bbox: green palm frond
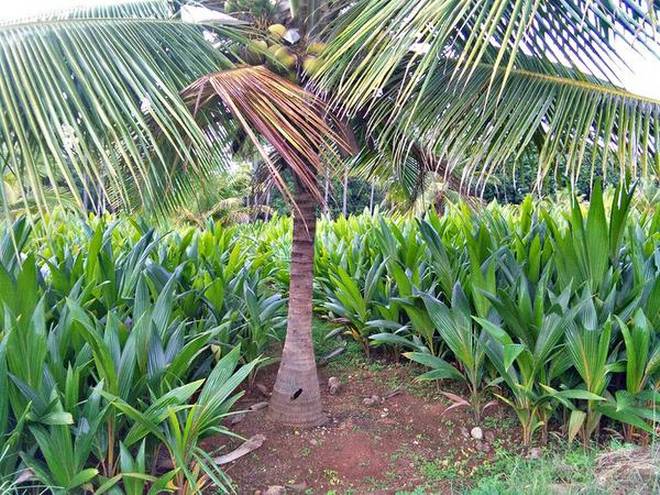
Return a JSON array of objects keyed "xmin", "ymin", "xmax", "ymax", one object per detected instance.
[
  {"xmin": 0, "ymin": 0, "xmax": 243, "ymax": 219},
  {"xmin": 317, "ymin": 0, "xmax": 658, "ymax": 108},
  {"xmin": 315, "ymin": 0, "xmax": 659, "ymax": 194},
  {"xmin": 368, "ymin": 57, "xmax": 658, "ymax": 191}
]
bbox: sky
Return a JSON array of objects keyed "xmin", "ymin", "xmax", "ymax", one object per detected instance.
[{"xmin": 2, "ymin": 0, "xmax": 660, "ymax": 100}]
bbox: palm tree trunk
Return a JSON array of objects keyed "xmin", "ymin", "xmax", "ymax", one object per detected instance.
[
  {"xmin": 369, "ymin": 182, "xmax": 375, "ymax": 214},
  {"xmin": 268, "ymin": 181, "xmax": 326, "ymax": 426},
  {"xmin": 342, "ymin": 166, "xmax": 348, "ymax": 217}
]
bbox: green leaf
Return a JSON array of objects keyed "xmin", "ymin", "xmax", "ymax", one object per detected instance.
[
  {"xmin": 474, "ymin": 317, "xmax": 513, "ymax": 346},
  {"xmin": 555, "ymin": 390, "xmax": 606, "ymax": 402},
  {"xmin": 65, "ymin": 468, "xmax": 98, "ymax": 490},
  {"xmin": 585, "ymin": 180, "xmax": 609, "ymax": 288},
  {"xmin": 503, "ymin": 344, "xmax": 524, "ymax": 372},
  {"xmin": 404, "ymin": 352, "xmax": 464, "ymax": 382}
]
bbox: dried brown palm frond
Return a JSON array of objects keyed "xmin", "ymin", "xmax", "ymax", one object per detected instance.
[{"xmin": 182, "ymin": 65, "xmax": 351, "ymax": 204}]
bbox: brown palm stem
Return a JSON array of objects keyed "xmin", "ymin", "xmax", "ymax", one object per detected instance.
[{"xmin": 268, "ymin": 180, "xmax": 326, "ymax": 426}]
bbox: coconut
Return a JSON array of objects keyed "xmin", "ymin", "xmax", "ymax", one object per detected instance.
[
  {"xmin": 307, "ymin": 42, "xmax": 327, "ymax": 55},
  {"xmin": 267, "ymin": 24, "xmax": 287, "ymax": 38},
  {"xmin": 246, "ymin": 40, "xmax": 268, "ymax": 62},
  {"xmin": 302, "ymin": 56, "xmax": 320, "ymax": 75},
  {"xmin": 274, "ymin": 47, "xmax": 296, "ymax": 68},
  {"xmin": 251, "ymin": 39, "xmax": 268, "ymax": 51}
]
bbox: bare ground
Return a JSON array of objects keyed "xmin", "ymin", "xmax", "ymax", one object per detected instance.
[{"xmin": 204, "ymin": 358, "xmax": 521, "ymax": 494}]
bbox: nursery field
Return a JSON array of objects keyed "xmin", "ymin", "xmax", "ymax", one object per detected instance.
[
  {"xmin": 0, "ymin": 184, "xmax": 659, "ymax": 494},
  {"xmin": 1, "ymin": 0, "xmax": 660, "ymax": 493}
]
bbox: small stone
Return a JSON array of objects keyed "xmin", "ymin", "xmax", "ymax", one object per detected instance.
[
  {"xmin": 528, "ymin": 447, "xmax": 542, "ymax": 459},
  {"xmin": 470, "ymin": 427, "xmax": 483, "ymax": 440},
  {"xmin": 460, "ymin": 427, "xmax": 469, "ymax": 438},
  {"xmin": 309, "ymin": 439, "xmax": 318, "ymax": 446},
  {"xmin": 362, "ymin": 395, "xmax": 381, "ymax": 406},
  {"xmin": 264, "ymin": 486, "xmax": 286, "ymax": 495},
  {"xmin": 328, "ymin": 377, "xmax": 341, "ymax": 395}
]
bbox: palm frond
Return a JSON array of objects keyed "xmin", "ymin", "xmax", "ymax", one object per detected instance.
[
  {"xmin": 368, "ymin": 57, "xmax": 659, "ymax": 191},
  {"xmin": 314, "ymin": 0, "xmax": 659, "ymax": 188},
  {"xmin": 0, "ymin": 0, "xmax": 243, "ymax": 219},
  {"xmin": 319, "ymin": 40, "xmax": 659, "ymax": 192},
  {"xmin": 347, "ymin": 138, "xmax": 475, "ymax": 207},
  {"xmin": 316, "ymin": 0, "xmax": 658, "ymax": 109},
  {"xmin": 182, "ymin": 65, "xmax": 350, "ymax": 202}
]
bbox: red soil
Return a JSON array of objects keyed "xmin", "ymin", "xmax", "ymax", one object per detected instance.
[{"xmin": 204, "ymin": 359, "xmax": 520, "ymax": 494}]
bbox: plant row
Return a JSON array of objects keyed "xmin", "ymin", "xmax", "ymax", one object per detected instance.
[
  {"xmin": 0, "ymin": 217, "xmax": 288, "ymax": 493},
  {"xmin": 315, "ymin": 183, "xmax": 660, "ymax": 446},
  {"xmin": 0, "ymin": 182, "xmax": 658, "ymax": 492}
]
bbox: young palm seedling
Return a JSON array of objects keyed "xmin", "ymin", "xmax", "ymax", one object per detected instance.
[{"xmin": 406, "ymin": 283, "xmax": 495, "ymax": 423}]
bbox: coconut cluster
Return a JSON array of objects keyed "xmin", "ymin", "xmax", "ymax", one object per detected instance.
[{"xmin": 243, "ymin": 23, "xmax": 327, "ymax": 83}]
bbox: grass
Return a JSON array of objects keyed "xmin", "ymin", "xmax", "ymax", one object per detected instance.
[
  {"xmin": 472, "ymin": 441, "xmax": 658, "ymax": 494},
  {"xmin": 467, "ymin": 445, "xmax": 600, "ymax": 495},
  {"xmin": 393, "ymin": 440, "xmax": 660, "ymax": 495}
]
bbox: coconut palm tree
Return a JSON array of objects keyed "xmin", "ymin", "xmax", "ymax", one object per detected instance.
[{"xmin": 189, "ymin": 0, "xmax": 475, "ymax": 425}]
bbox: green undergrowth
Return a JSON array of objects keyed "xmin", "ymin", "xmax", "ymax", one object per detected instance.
[{"xmin": 395, "ymin": 440, "xmax": 659, "ymax": 495}]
